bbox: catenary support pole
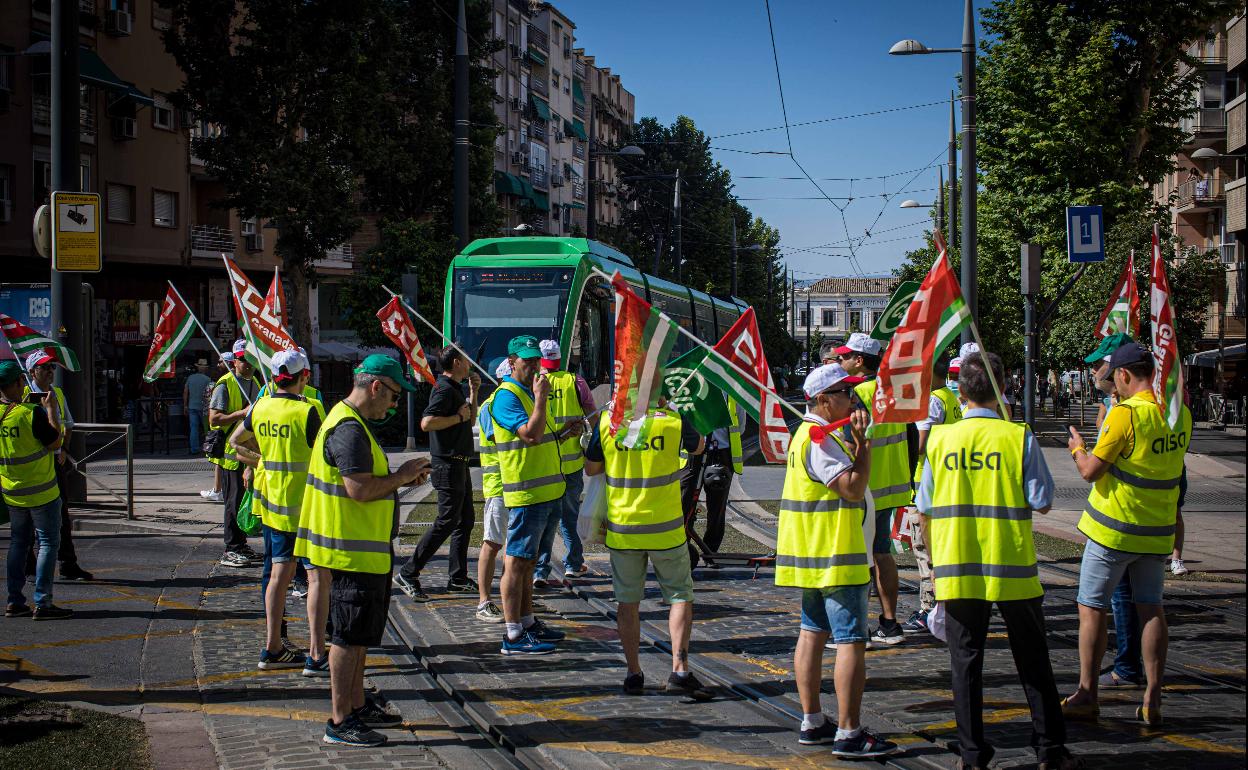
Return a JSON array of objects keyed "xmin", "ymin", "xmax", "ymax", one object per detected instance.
[
  {"xmin": 452, "ymin": 0, "xmax": 470, "ymax": 250},
  {"xmin": 960, "ymin": 0, "xmax": 977, "ymax": 346}
]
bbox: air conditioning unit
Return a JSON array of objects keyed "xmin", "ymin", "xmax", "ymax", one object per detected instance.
[
  {"xmin": 105, "ymin": 9, "xmax": 132, "ymax": 36},
  {"xmin": 511, "ymin": 151, "xmax": 523, "ymax": 164},
  {"xmin": 551, "ymin": 174, "xmax": 564, "ymax": 187},
  {"xmin": 112, "ymin": 116, "xmax": 138, "ymax": 140},
  {"xmin": 509, "ymin": 44, "xmax": 522, "ymax": 59},
  {"xmin": 554, "ymin": 131, "xmax": 564, "ymax": 142},
  {"xmin": 245, "ymin": 233, "xmax": 265, "ymax": 252}
]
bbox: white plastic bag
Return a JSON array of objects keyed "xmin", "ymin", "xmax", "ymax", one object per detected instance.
[
  {"xmin": 577, "ymin": 473, "xmax": 608, "ymax": 545},
  {"xmin": 928, "ymin": 602, "xmax": 947, "ymax": 642}
]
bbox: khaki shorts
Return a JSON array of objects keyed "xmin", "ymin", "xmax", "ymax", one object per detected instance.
[{"xmin": 608, "ymin": 544, "xmax": 694, "ymax": 604}]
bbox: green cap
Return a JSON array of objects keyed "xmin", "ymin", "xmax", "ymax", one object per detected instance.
[
  {"xmin": 507, "ymin": 335, "xmax": 541, "ymax": 360},
  {"xmin": 0, "ymin": 360, "xmax": 21, "ymax": 387},
  {"xmin": 354, "ymin": 354, "xmax": 419, "ymax": 392},
  {"xmin": 1084, "ymin": 333, "xmax": 1135, "ymax": 365}
]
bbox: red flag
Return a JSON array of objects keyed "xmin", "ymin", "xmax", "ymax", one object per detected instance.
[
  {"xmin": 376, "ymin": 297, "xmax": 435, "ymax": 385},
  {"xmin": 608, "ymin": 273, "xmax": 679, "ymax": 445},
  {"xmin": 1149, "ymin": 225, "xmax": 1184, "ymax": 428},
  {"xmin": 142, "ymin": 287, "xmax": 196, "ymax": 382},
  {"xmin": 223, "ymin": 255, "xmax": 298, "ymax": 371},
  {"xmin": 710, "ymin": 308, "xmax": 789, "ymax": 463},
  {"xmin": 264, "ymin": 268, "xmax": 289, "ymax": 329},
  {"xmin": 1095, "ymin": 250, "xmax": 1141, "ymax": 339},
  {"xmin": 873, "ymin": 232, "xmax": 972, "ymax": 424}
]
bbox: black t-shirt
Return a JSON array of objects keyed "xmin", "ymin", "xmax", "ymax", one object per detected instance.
[
  {"xmin": 584, "ymin": 412, "xmax": 701, "ymax": 463},
  {"xmin": 322, "ymin": 413, "xmax": 398, "ymax": 538},
  {"xmin": 424, "ymin": 374, "xmax": 473, "ymax": 460}
]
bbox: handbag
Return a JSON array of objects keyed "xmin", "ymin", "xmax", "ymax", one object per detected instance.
[
  {"xmin": 576, "ymin": 473, "xmax": 608, "ymax": 545},
  {"xmin": 928, "ymin": 602, "xmax": 947, "ymax": 642},
  {"xmin": 236, "ymin": 488, "xmax": 262, "ymax": 536},
  {"xmin": 203, "ymin": 428, "xmax": 225, "ymax": 459}
]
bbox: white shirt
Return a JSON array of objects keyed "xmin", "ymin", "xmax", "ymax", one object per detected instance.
[{"xmin": 801, "ymin": 412, "xmax": 854, "ymax": 486}]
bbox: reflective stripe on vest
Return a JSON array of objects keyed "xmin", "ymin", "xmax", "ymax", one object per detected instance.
[
  {"xmin": 774, "ymin": 422, "xmax": 870, "ymax": 588},
  {"xmin": 926, "ymin": 417, "xmax": 1042, "ymax": 601},
  {"xmin": 544, "ymin": 370, "xmax": 585, "ymax": 472},
  {"xmin": 728, "ymin": 398, "xmax": 745, "ymax": 474},
  {"xmin": 1077, "ymin": 394, "xmax": 1191, "ymax": 555},
  {"xmin": 252, "ymin": 395, "xmax": 317, "ymax": 533},
  {"xmin": 479, "ymin": 392, "xmax": 503, "ymax": 499},
  {"xmin": 0, "ymin": 403, "xmax": 59, "ymax": 508},
  {"xmin": 854, "ymin": 379, "xmax": 911, "ymax": 509},
  {"xmin": 294, "ymin": 401, "xmax": 394, "ymax": 574},
  {"xmin": 599, "ymin": 410, "xmax": 687, "ymax": 551},
  {"xmin": 208, "ymin": 374, "xmax": 259, "ymax": 471},
  {"xmin": 490, "ymin": 381, "xmax": 565, "ymax": 508}
]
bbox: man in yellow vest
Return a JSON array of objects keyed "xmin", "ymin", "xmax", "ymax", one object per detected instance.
[
  {"xmin": 1063, "ymin": 342, "xmax": 1191, "ymax": 728},
  {"xmin": 778, "ymin": 363, "xmax": 898, "ymax": 756},
  {"xmin": 584, "ymin": 379, "xmax": 713, "ymax": 701},
  {"xmin": 209, "ymin": 340, "xmax": 262, "ymax": 568},
  {"xmin": 2, "ymin": 360, "xmax": 72, "ymax": 620},
  {"xmin": 917, "ymin": 352, "xmax": 1076, "ymax": 770},
  {"xmin": 532, "ymin": 339, "xmax": 593, "ymax": 586},
  {"xmin": 902, "ymin": 355, "xmax": 963, "ymax": 635},
  {"xmin": 487, "ymin": 335, "xmax": 583, "ymax": 655},
  {"xmin": 23, "ymin": 351, "xmax": 91, "ymax": 581},
  {"xmin": 229, "ymin": 350, "xmax": 329, "ymax": 675},
  {"xmin": 836, "ymin": 332, "xmax": 910, "ymax": 645},
  {"xmin": 295, "ymin": 355, "xmax": 429, "ymax": 747},
  {"xmin": 473, "ymin": 358, "xmax": 515, "ymax": 624}
]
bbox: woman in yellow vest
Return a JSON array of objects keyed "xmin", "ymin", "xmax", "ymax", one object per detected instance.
[
  {"xmin": 584, "ymin": 386, "xmax": 713, "ymax": 702},
  {"xmin": 1065, "ymin": 343, "xmax": 1191, "ymax": 728},
  {"xmin": 917, "ymin": 352, "xmax": 1077, "ymax": 769},
  {"xmin": 229, "ymin": 350, "xmax": 329, "ymax": 675},
  {"xmin": 2, "ymin": 360, "xmax": 71, "ymax": 620},
  {"xmin": 778, "ymin": 364, "xmax": 898, "ymax": 757}
]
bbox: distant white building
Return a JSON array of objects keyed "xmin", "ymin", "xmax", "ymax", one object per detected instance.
[{"xmin": 789, "ymin": 276, "xmax": 894, "ymax": 354}]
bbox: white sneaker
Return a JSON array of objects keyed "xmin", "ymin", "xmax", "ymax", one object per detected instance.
[
  {"xmin": 1171, "ymin": 559, "xmax": 1189, "ymax": 576},
  {"xmin": 202, "ymin": 490, "xmax": 224, "ymax": 502}
]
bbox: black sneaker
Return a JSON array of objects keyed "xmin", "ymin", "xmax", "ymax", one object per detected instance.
[
  {"xmin": 355, "ymin": 696, "xmax": 403, "ymax": 727},
  {"xmin": 798, "ymin": 717, "xmax": 838, "ymax": 746},
  {"xmin": 831, "ymin": 728, "xmax": 899, "ymax": 758},
  {"xmin": 59, "ymin": 564, "xmax": 93, "ymax": 581},
  {"xmin": 871, "ymin": 620, "xmax": 905, "ymax": 646},
  {"xmin": 237, "ymin": 545, "xmax": 262, "ymax": 564},
  {"xmin": 33, "ymin": 604, "xmax": 73, "ymax": 621},
  {"xmin": 258, "ymin": 647, "xmax": 303, "ymax": 670},
  {"xmin": 527, "ymin": 618, "xmax": 565, "ymax": 642},
  {"xmin": 665, "ymin": 672, "xmax": 713, "ymax": 702},
  {"xmin": 5, "ymin": 603, "xmax": 32, "ymax": 618},
  {"xmin": 623, "ymin": 671, "xmax": 645, "ymax": 695},
  {"xmin": 445, "ymin": 578, "xmax": 478, "ymax": 594},
  {"xmin": 901, "ymin": 609, "xmax": 930, "ymax": 635},
  {"xmin": 323, "ymin": 714, "xmax": 388, "ymax": 747},
  {"xmin": 393, "ymin": 574, "xmax": 429, "ymax": 602}
]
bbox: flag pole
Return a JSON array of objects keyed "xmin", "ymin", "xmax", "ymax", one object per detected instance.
[
  {"xmin": 379, "ymin": 284, "xmax": 499, "ymax": 386},
  {"xmin": 221, "ymin": 254, "xmax": 271, "ymax": 388},
  {"xmin": 588, "ymin": 267, "xmax": 805, "ymax": 421},
  {"xmin": 167, "ymin": 281, "xmax": 254, "ymax": 405}
]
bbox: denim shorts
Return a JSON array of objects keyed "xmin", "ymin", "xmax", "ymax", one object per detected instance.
[
  {"xmin": 1076, "ymin": 539, "xmax": 1165, "ymax": 609},
  {"xmin": 873, "ymin": 508, "xmax": 898, "ymax": 555},
  {"xmin": 505, "ymin": 500, "xmax": 559, "ymax": 560},
  {"xmin": 800, "ymin": 583, "xmax": 870, "ymax": 643},
  {"xmin": 263, "ymin": 525, "xmax": 311, "ymax": 567}
]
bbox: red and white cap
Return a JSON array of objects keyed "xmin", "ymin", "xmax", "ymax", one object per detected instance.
[
  {"xmin": 834, "ymin": 332, "xmax": 882, "ymax": 357},
  {"xmin": 24, "ymin": 351, "xmax": 55, "ymax": 369},
  {"xmin": 802, "ymin": 363, "xmax": 864, "ymax": 399},
  {"xmin": 231, "ymin": 339, "xmax": 249, "ymax": 360},
  {"xmin": 539, "ymin": 339, "xmax": 561, "ymax": 368},
  {"xmin": 948, "ymin": 356, "xmax": 963, "ymax": 374}
]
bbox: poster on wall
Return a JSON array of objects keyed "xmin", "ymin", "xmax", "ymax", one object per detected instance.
[{"xmin": 209, "ymin": 278, "xmax": 229, "ymax": 322}]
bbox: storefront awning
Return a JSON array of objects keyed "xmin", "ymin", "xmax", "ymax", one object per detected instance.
[
  {"xmin": 530, "ymin": 94, "xmax": 551, "ymax": 122},
  {"xmin": 570, "ymin": 118, "xmax": 588, "ymax": 141},
  {"xmin": 494, "ymin": 170, "xmax": 524, "ymax": 197},
  {"xmin": 530, "ymin": 190, "xmax": 550, "ymax": 211}
]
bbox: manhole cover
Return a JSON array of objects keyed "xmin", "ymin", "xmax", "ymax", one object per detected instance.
[{"xmin": 157, "ymin": 507, "xmax": 192, "ymax": 514}]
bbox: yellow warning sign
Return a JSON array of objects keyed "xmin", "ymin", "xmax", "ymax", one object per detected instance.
[{"xmin": 51, "ymin": 191, "xmax": 102, "ymax": 273}]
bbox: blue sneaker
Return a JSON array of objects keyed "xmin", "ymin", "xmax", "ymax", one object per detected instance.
[
  {"xmin": 527, "ymin": 618, "xmax": 565, "ymax": 642},
  {"xmin": 500, "ymin": 631, "xmax": 557, "ymax": 655},
  {"xmin": 303, "ymin": 653, "xmax": 329, "ymax": 677},
  {"xmin": 258, "ymin": 647, "xmax": 302, "ymax": 670},
  {"xmin": 798, "ymin": 717, "xmax": 838, "ymax": 745}
]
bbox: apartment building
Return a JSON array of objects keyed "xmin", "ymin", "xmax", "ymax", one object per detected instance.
[
  {"xmin": 489, "ymin": 0, "xmax": 634, "ymax": 238},
  {"xmin": 0, "ymin": 1, "xmax": 362, "ymax": 420},
  {"xmin": 581, "ymin": 51, "xmax": 636, "ymax": 235},
  {"xmin": 788, "ymin": 277, "xmax": 894, "ymax": 354}
]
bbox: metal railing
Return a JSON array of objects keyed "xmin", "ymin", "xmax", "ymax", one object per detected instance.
[
  {"xmin": 1188, "ymin": 36, "xmax": 1227, "ymax": 64},
  {"xmin": 530, "ymin": 75, "xmax": 548, "ymax": 97},
  {"xmin": 321, "ymin": 243, "xmax": 354, "ymax": 264},
  {"xmin": 1175, "ymin": 176, "xmax": 1225, "ymax": 207},
  {"xmin": 531, "ymin": 122, "xmax": 546, "ymax": 141},
  {"xmin": 527, "ymin": 25, "xmax": 548, "ymax": 52},
  {"xmin": 572, "ymin": 180, "xmax": 585, "ymax": 200},
  {"xmin": 573, "ymin": 60, "xmax": 586, "ymax": 79},
  {"xmin": 32, "ymin": 94, "xmax": 95, "ymax": 138},
  {"xmin": 73, "ymin": 423, "xmax": 135, "ymax": 520},
  {"xmin": 572, "ymin": 142, "xmax": 585, "ymax": 159},
  {"xmin": 1181, "ymin": 107, "xmax": 1227, "ymax": 135},
  {"xmin": 529, "ymin": 166, "xmax": 548, "ymax": 189},
  {"xmin": 191, "ymin": 223, "xmax": 236, "ymax": 256}
]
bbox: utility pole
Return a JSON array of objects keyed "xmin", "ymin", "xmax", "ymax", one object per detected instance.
[
  {"xmin": 452, "ymin": 0, "xmax": 470, "ymax": 250},
  {"xmin": 402, "ymin": 270, "xmax": 420, "ymax": 450},
  {"xmin": 730, "ymin": 217, "xmax": 738, "ymax": 297},
  {"xmin": 948, "ymin": 91, "xmax": 957, "ymax": 249},
  {"xmin": 673, "ymin": 168, "xmax": 682, "ymax": 283},
  {"xmin": 789, "ymin": 269, "xmax": 796, "ymax": 340},
  {"xmin": 960, "ymin": 0, "xmax": 977, "ymax": 346},
  {"xmin": 1021, "ymin": 243, "xmax": 1041, "ymax": 429},
  {"xmin": 805, "ymin": 288, "xmax": 813, "ymax": 365}
]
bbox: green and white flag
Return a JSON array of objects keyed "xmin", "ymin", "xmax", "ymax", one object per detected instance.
[
  {"xmin": 0, "ymin": 313, "xmax": 80, "ymax": 371},
  {"xmin": 143, "ymin": 287, "xmax": 197, "ymax": 382},
  {"xmin": 662, "ymin": 348, "xmax": 731, "ymax": 436}
]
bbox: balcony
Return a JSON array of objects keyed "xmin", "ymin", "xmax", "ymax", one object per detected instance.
[
  {"xmin": 317, "ymin": 243, "xmax": 354, "ymax": 268},
  {"xmin": 1230, "ymin": 15, "xmax": 1247, "ymax": 71},
  {"xmin": 530, "ymin": 122, "xmax": 546, "ymax": 141},
  {"xmin": 572, "ymin": 101, "xmax": 586, "ymax": 120},
  {"xmin": 191, "ymin": 224, "xmax": 236, "ymax": 258},
  {"xmin": 1181, "ymin": 107, "xmax": 1226, "ymax": 138},
  {"xmin": 572, "ymin": 180, "xmax": 585, "ymax": 200},
  {"xmin": 572, "ymin": 142, "xmax": 585, "ymax": 159},
  {"xmin": 31, "ymin": 95, "xmax": 96, "ymax": 142},
  {"xmin": 1229, "ymin": 95, "xmax": 1246, "ymax": 154},
  {"xmin": 1187, "ymin": 36, "xmax": 1227, "ymax": 65},
  {"xmin": 1229, "ymin": 177, "xmax": 1246, "ymax": 232},
  {"xmin": 530, "ymin": 74, "xmax": 548, "ymax": 98},
  {"xmin": 527, "ymin": 25, "xmax": 548, "ymax": 52},
  {"xmin": 529, "ymin": 165, "xmax": 548, "ymax": 190},
  {"xmin": 573, "ymin": 60, "xmax": 587, "ymax": 80},
  {"xmin": 1176, "ymin": 176, "xmax": 1225, "ymax": 212}
]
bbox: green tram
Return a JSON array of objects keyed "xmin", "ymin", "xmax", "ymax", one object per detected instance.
[{"xmin": 442, "ymin": 237, "xmax": 751, "ymax": 404}]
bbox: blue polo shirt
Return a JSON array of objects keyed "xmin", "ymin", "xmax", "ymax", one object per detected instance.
[{"xmin": 484, "ymin": 376, "xmax": 534, "ymax": 439}]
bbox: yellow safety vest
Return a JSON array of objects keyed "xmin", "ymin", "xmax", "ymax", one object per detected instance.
[
  {"xmin": 305, "ymin": 384, "xmax": 324, "ymax": 412},
  {"xmin": 855, "ymin": 378, "xmax": 912, "ymax": 509},
  {"xmin": 295, "ymin": 401, "xmax": 394, "ymax": 573},
  {"xmin": 775, "ymin": 421, "xmax": 870, "ymax": 588},
  {"xmin": 21, "ymin": 385, "xmax": 69, "ymax": 424},
  {"xmin": 489, "ymin": 380, "xmax": 565, "ymax": 508},
  {"xmin": 926, "ymin": 417, "xmax": 1041, "ymax": 601},
  {"xmin": 914, "ymin": 386, "xmax": 963, "ymax": 484},
  {"xmin": 251, "ymin": 394, "xmax": 318, "ymax": 533},
  {"xmin": 1078, "ymin": 393, "xmax": 1191, "ymax": 555},
  {"xmin": 598, "ymin": 410, "xmax": 687, "ymax": 551},
  {"xmin": 210, "ymin": 373, "xmax": 259, "ymax": 471},
  {"xmin": 544, "ymin": 370, "xmax": 586, "ymax": 473},
  {"xmin": 0, "ymin": 402, "xmax": 60, "ymax": 508},
  {"xmin": 727, "ymin": 397, "xmax": 745, "ymax": 474},
  {"xmin": 479, "ymin": 392, "xmax": 503, "ymax": 499}
]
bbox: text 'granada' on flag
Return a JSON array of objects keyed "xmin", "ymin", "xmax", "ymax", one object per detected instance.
[
  {"xmin": 873, "ymin": 231, "xmax": 970, "ymax": 424},
  {"xmin": 143, "ymin": 287, "xmax": 197, "ymax": 382},
  {"xmin": 223, "ymin": 255, "xmax": 297, "ymax": 371},
  {"xmin": 609, "ymin": 272, "xmax": 678, "ymax": 447},
  {"xmin": 376, "ymin": 297, "xmax": 436, "ymax": 386},
  {"xmin": 0, "ymin": 313, "xmax": 81, "ymax": 372},
  {"xmin": 705, "ymin": 307, "xmax": 789, "ymax": 464},
  {"xmin": 661, "ymin": 347, "xmax": 731, "ymax": 436},
  {"xmin": 1149, "ymin": 224, "xmax": 1184, "ymax": 428},
  {"xmin": 1096, "ymin": 249, "xmax": 1141, "ymax": 339}
]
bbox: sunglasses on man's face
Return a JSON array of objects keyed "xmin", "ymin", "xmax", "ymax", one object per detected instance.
[{"xmin": 379, "ymin": 381, "xmax": 402, "ymax": 404}]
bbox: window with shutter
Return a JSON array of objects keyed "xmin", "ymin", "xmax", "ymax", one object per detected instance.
[
  {"xmin": 153, "ymin": 189, "xmax": 176, "ymax": 227},
  {"xmin": 106, "ymin": 183, "xmax": 134, "ymax": 223}
]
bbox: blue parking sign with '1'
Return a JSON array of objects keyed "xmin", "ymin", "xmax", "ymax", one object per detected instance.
[{"xmin": 1066, "ymin": 205, "xmax": 1105, "ymax": 263}]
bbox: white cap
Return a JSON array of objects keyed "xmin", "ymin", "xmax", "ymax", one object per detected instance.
[
  {"xmin": 834, "ymin": 331, "xmax": 881, "ymax": 357},
  {"xmin": 24, "ymin": 350, "xmax": 55, "ymax": 369},
  {"xmin": 231, "ymin": 339, "xmax": 248, "ymax": 359},
  {"xmin": 220, "ymin": 352, "xmax": 233, "ymax": 364},
  {"xmin": 495, "ymin": 359, "xmax": 513, "ymax": 378},
  {"xmin": 948, "ymin": 356, "xmax": 963, "ymax": 373},
  {"xmin": 539, "ymin": 339, "xmax": 561, "ymax": 363},
  {"xmin": 271, "ymin": 349, "xmax": 308, "ymax": 377},
  {"xmin": 802, "ymin": 363, "xmax": 865, "ymax": 399},
  {"xmin": 959, "ymin": 342, "xmax": 980, "ymax": 360}
]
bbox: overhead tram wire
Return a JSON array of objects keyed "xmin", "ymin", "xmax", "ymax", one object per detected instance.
[{"xmin": 708, "ymin": 100, "xmax": 948, "ymax": 140}]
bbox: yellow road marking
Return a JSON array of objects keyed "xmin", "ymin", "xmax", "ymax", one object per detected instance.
[
  {"xmin": 0, "ymin": 629, "xmax": 190, "ymax": 653},
  {"xmin": 557, "ymin": 738, "xmax": 857, "ymax": 768},
  {"xmin": 491, "ymin": 695, "xmax": 596, "ymax": 721}
]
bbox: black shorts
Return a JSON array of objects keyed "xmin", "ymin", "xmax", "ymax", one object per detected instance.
[{"xmin": 329, "ymin": 568, "xmax": 392, "ymax": 648}]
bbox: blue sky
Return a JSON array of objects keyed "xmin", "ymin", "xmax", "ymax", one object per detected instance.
[{"xmin": 558, "ymin": 0, "xmax": 992, "ymax": 281}]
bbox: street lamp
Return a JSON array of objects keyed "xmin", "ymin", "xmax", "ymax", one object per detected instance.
[
  {"xmin": 898, "ymin": 168, "xmax": 947, "ymax": 232},
  {"xmin": 585, "ymin": 135, "xmax": 644, "ymax": 240},
  {"xmin": 890, "ymin": 0, "xmax": 977, "ymax": 346}
]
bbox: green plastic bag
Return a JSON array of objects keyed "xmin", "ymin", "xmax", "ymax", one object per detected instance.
[{"xmin": 236, "ymin": 488, "xmax": 262, "ymax": 536}]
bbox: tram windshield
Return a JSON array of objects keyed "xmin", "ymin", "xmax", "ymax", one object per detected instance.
[{"xmin": 451, "ymin": 267, "xmax": 573, "ymax": 373}]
